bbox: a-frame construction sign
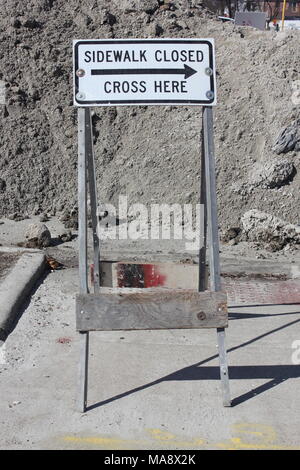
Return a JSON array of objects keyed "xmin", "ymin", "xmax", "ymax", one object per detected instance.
[{"xmin": 73, "ymin": 38, "xmax": 230, "ymax": 412}]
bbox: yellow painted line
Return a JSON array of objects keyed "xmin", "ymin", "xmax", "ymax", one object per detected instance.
[
  {"xmin": 216, "ymin": 437, "xmax": 300, "ymax": 450},
  {"xmin": 63, "ymin": 432, "xmax": 204, "ymax": 449},
  {"xmin": 62, "ymin": 423, "xmax": 300, "ymax": 450},
  {"xmin": 63, "ymin": 435, "xmax": 147, "ymax": 449},
  {"xmin": 216, "ymin": 423, "xmax": 300, "ymax": 450},
  {"xmin": 147, "ymin": 428, "xmax": 205, "ymax": 447},
  {"xmin": 232, "ymin": 423, "xmax": 277, "ymax": 443},
  {"xmin": 148, "ymin": 429, "xmax": 177, "ymax": 441}
]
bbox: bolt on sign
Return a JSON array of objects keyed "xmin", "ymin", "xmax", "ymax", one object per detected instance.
[{"xmin": 73, "ymin": 39, "xmax": 216, "ymax": 106}]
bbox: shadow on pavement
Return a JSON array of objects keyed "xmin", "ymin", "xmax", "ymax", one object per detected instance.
[
  {"xmin": 229, "ymin": 310, "xmax": 300, "ymax": 320},
  {"xmin": 87, "ymin": 316, "xmax": 300, "ymax": 411}
]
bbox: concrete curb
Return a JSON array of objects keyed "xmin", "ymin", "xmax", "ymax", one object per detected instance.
[{"xmin": 0, "ymin": 252, "xmax": 47, "ymax": 340}]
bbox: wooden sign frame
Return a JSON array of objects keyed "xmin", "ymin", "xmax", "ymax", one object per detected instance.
[{"xmin": 76, "ymin": 106, "xmax": 231, "ymax": 412}]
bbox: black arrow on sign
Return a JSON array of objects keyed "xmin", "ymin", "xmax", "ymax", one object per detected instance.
[{"xmin": 91, "ymin": 64, "xmax": 197, "ymax": 80}]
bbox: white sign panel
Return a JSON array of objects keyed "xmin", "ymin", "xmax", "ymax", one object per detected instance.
[
  {"xmin": 73, "ymin": 39, "xmax": 216, "ymax": 106},
  {"xmin": 235, "ymin": 12, "xmax": 267, "ymax": 31}
]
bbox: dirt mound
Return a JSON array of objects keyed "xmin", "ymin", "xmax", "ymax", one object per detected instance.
[
  {"xmin": 241, "ymin": 209, "xmax": 300, "ymax": 251},
  {"xmin": 0, "ymin": 0, "xmax": 299, "ymax": 230}
]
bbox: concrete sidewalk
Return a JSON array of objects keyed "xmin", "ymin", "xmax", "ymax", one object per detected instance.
[{"xmin": 0, "ymin": 262, "xmax": 299, "ymax": 450}]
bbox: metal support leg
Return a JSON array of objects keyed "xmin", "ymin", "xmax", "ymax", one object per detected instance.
[
  {"xmin": 217, "ymin": 327, "xmax": 231, "ymax": 406},
  {"xmin": 203, "ymin": 106, "xmax": 231, "ymax": 407},
  {"xmin": 77, "ymin": 107, "xmax": 89, "ymax": 412},
  {"xmin": 199, "ymin": 118, "xmax": 207, "ymax": 292},
  {"xmin": 85, "ymin": 108, "xmax": 101, "ymax": 294},
  {"xmin": 78, "ymin": 330, "xmax": 89, "ymax": 412}
]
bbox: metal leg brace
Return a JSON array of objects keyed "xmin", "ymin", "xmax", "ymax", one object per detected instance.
[{"xmin": 202, "ymin": 106, "xmax": 231, "ymax": 407}]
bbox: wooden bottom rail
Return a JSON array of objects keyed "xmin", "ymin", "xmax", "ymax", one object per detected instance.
[{"xmin": 76, "ymin": 288, "xmax": 227, "ymax": 331}]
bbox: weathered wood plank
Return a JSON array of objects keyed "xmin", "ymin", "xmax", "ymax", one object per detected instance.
[{"xmin": 76, "ymin": 288, "xmax": 227, "ymax": 331}]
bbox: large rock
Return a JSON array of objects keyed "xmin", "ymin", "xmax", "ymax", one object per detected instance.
[
  {"xmin": 249, "ymin": 159, "xmax": 295, "ymax": 189},
  {"xmin": 25, "ymin": 223, "xmax": 51, "ymax": 248},
  {"xmin": 241, "ymin": 210, "xmax": 300, "ymax": 251},
  {"xmin": 273, "ymin": 119, "xmax": 300, "ymax": 154}
]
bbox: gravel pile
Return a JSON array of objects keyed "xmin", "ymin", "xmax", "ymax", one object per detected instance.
[{"xmin": 0, "ymin": 0, "xmax": 299, "ymax": 232}]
